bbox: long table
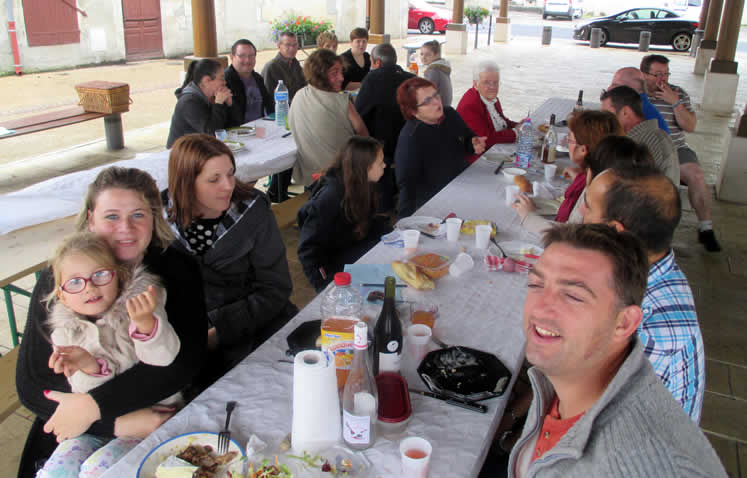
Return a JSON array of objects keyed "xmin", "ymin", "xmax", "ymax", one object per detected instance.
[
  {"xmin": 101, "ymin": 154, "xmax": 548, "ymax": 478},
  {"xmin": 0, "ymin": 120, "xmax": 297, "ymax": 235}
]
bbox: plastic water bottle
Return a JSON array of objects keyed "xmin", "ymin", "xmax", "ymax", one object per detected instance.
[
  {"xmin": 274, "ymin": 80, "xmax": 289, "ymax": 128},
  {"xmin": 320, "ymin": 272, "xmax": 362, "ymax": 320},
  {"xmin": 516, "ymin": 113, "xmax": 534, "ymax": 169}
]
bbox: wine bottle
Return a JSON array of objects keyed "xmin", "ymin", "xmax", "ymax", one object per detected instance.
[
  {"xmin": 574, "ymin": 90, "xmax": 584, "ymax": 112},
  {"xmin": 373, "ymin": 276, "xmax": 403, "ymax": 375},
  {"xmin": 342, "ymin": 321, "xmax": 378, "ymax": 450},
  {"xmin": 541, "ymin": 114, "xmax": 557, "ymax": 164}
]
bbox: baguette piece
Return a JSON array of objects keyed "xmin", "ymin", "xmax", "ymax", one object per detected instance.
[
  {"xmin": 514, "ymin": 175, "xmax": 532, "ymax": 194},
  {"xmin": 392, "ymin": 261, "xmax": 435, "ymax": 290}
]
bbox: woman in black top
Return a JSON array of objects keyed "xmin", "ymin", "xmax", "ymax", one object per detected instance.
[
  {"xmin": 341, "ymin": 27, "xmax": 371, "ymax": 90},
  {"xmin": 394, "ymin": 77, "xmax": 487, "ymax": 217},
  {"xmin": 17, "ymin": 167, "xmax": 206, "ymax": 450},
  {"xmin": 297, "ymin": 136, "xmax": 392, "ymax": 291},
  {"xmin": 164, "ymin": 134, "xmax": 297, "ymax": 385}
]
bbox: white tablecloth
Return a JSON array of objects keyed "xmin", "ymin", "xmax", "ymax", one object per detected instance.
[
  {"xmin": 101, "ymin": 156, "xmax": 546, "ymax": 478},
  {"xmin": 0, "ymin": 121, "xmax": 296, "ymax": 235}
]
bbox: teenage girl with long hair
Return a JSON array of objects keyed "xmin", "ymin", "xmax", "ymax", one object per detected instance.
[{"xmin": 297, "ymin": 136, "xmax": 392, "ymax": 291}]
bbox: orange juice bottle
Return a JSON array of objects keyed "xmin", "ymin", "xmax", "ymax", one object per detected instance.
[{"xmin": 320, "ymin": 272, "xmax": 362, "ymax": 390}]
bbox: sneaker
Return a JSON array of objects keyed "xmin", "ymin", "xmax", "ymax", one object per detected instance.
[{"xmin": 698, "ymin": 229, "xmax": 722, "ymax": 252}]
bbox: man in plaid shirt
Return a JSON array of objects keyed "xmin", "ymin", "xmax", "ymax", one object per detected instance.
[{"xmin": 581, "ymin": 164, "xmax": 704, "ymax": 422}]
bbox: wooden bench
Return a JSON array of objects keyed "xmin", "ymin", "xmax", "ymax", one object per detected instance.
[
  {"xmin": 0, "ymin": 347, "xmax": 22, "ymax": 423},
  {"xmin": 0, "ymin": 106, "xmax": 125, "ymax": 150}
]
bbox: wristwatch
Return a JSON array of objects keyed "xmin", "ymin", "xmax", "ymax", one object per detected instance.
[{"xmin": 672, "ymin": 99, "xmax": 683, "ymax": 108}]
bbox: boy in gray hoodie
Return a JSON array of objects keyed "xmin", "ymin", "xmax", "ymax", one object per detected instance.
[{"xmin": 420, "ymin": 40, "xmax": 452, "ymax": 107}]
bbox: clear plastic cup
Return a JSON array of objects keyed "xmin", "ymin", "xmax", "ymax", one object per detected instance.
[
  {"xmin": 448, "ymin": 252, "xmax": 474, "ymax": 277},
  {"xmin": 400, "ymin": 437, "xmax": 433, "ymax": 478},
  {"xmin": 505, "ymin": 185, "xmax": 520, "ymax": 206},
  {"xmin": 403, "ymin": 229, "xmax": 420, "ymax": 252},
  {"xmin": 406, "ymin": 324, "xmax": 432, "ymax": 363},
  {"xmin": 445, "ymin": 218, "xmax": 462, "ymax": 242},
  {"xmin": 215, "ymin": 129, "xmax": 227, "ymax": 141},
  {"xmin": 544, "ymin": 163, "xmax": 557, "ymax": 182},
  {"xmin": 475, "ymin": 224, "xmax": 492, "ymax": 249}
]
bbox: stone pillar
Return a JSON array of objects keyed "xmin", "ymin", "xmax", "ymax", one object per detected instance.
[
  {"xmin": 445, "ymin": 0, "xmax": 468, "ymax": 55},
  {"xmin": 702, "ymin": 0, "xmax": 744, "ymax": 113},
  {"xmin": 184, "ymin": 0, "xmax": 227, "ymax": 70},
  {"xmin": 716, "ymin": 125, "xmax": 747, "ymax": 203},
  {"xmin": 494, "ymin": 0, "xmax": 510, "ymax": 43},
  {"xmin": 695, "ymin": 0, "xmax": 722, "ymax": 74},
  {"xmin": 369, "ymin": 0, "xmax": 387, "ymax": 44}
]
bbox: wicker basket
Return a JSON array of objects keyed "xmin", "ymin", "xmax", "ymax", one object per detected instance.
[{"xmin": 75, "ymin": 81, "xmax": 131, "ymax": 114}]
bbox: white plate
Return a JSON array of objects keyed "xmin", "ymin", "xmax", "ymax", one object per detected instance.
[
  {"xmin": 224, "ymin": 141, "xmax": 244, "ymax": 153},
  {"xmin": 394, "ymin": 216, "xmax": 445, "ymax": 236},
  {"xmin": 136, "ymin": 432, "xmax": 245, "ymax": 478},
  {"xmin": 228, "ymin": 126, "xmax": 256, "ymax": 139}
]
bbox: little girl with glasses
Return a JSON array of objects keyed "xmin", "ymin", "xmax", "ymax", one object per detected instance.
[{"xmin": 38, "ymin": 232, "xmax": 181, "ymax": 478}]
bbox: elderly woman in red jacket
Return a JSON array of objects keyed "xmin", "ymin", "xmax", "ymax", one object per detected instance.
[{"xmin": 456, "ymin": 60, "xmax": 517, "ymax": 164}]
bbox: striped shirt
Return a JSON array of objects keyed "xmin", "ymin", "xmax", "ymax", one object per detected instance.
[
  {"xmin": 639, "ymin": 250, "xmax": 705, "ymax": 423},
  {"xmin": 650, "ymin": 84, "xmax": 694, "ymax": 149},
  {"xmin": 627, "ymin": 118, "xmax": 680, "ymax": 184}
]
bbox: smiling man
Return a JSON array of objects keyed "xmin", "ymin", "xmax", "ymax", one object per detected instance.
[
  {"xmin": 508, "ymin": 223, "xmax": 725, "ymax": 477},
  {"xmin": 224, "ymin": 39, "xmax": 274, "ymax": 127}
]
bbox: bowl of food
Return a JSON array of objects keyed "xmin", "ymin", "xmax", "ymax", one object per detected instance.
[{"xmin": 502, "ymin": 167, "xmax": 527, "ymax": 183}]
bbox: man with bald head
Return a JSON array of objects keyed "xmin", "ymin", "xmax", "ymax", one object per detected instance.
[
  {"xmin": 609, "ymin": 67, "xmax": 669, "ymax": 133},
  {"xmin": 581, "ymin": 166, "xmax": 704, "ymax": 422}
]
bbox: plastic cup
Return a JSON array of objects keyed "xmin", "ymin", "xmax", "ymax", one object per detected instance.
[
  {"xmin": 400, "ymin": 437, "xmax": 433, "ymax": 478},
  {"xmin": 407, "ymin": 324, "xmax": 432, "ymax": 363},
  {"xmin": 215, "ymin": 129, "xmax": 227, "ymax": 141},
  {"xmin": 475, "ymin": 224, "xmax": 492, "ymax": 249},
  {"xmin": 255, "ymin": 126, "xmax": 266, "ymax": 138},
  {"xmin": 448, "ymin": 252, "xmax": 474, "ymax": 277},
  {"xmin": 411, "ymin": 302, "xmax": 438, "ymax": 329},
  {"xmin": 505, "ymin": 185, "xmax": 520, "ymax": 206},
  {"xmin": 445, "ymin": 217, "xmax": 462, "ymax": 242},
  {"xmin": 403, "ymin": 229, "xmax": 420, "ymax": 252},
  {"xmin": 544, "ymin": 163, "xmax": 557, "ymax": 182}
]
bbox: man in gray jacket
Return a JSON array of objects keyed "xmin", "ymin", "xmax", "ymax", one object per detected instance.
[{"xmin": 508, "ymin": 223, "xmax": 725, "ymax": 477}]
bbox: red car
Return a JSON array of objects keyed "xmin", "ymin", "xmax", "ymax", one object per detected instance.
[{"xmin": 408, "ymin": 0, "xmax": 451, "ymax": 34}]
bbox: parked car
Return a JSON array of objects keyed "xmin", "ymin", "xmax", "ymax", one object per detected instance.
[
  {"xmin": 543, "ymin": 0, "xmax": 583, "ymax": 20},
  {"xmin": 408, "ymin": 0, "xmax": 451, "ymax": 34},
  {"xmin": 573, "ymin": 8, "xmax": 698, "ymax": 51}
]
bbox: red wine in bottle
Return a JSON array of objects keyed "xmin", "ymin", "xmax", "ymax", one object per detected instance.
[{"xmin": 373, "ymin": 276, "xmax": 402, "ymax": 375}]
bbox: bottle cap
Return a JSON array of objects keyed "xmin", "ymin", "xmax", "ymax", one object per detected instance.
[{"xmin": 334, "ymin": 272, "xmax": 352, "ymax": 286}]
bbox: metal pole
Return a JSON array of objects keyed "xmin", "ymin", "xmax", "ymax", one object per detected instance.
[
  {"xmin": 5, "ymin": 0, "xmax": 22, "ymax": 75},
  {"xmin": 474, "ymin": 22, "xmax": 479, "ymax": 49},
  {"xmin": 590, "ymin": 27, "xmax": 601, "ymax": 48},
  {"xmin": 488, "ymin": 14, "xmax": 492, "ymax": 46},
  {"xmin": 542, "ymin": 26, "xmax": 552, "ymax": 45}
]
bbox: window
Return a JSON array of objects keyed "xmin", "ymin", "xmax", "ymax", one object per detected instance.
[{"xmin": 23, "ymin": 0, "xmax": 81, "ymax": 47}]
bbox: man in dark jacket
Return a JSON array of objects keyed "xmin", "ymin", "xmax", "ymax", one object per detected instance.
[
  {"xmin": 355, "ymin": 43, "xmax": 414, "ymax": 212},
  {"xmin": 224, "ymin": 39, "xmax": 274, "ymax": 128}
]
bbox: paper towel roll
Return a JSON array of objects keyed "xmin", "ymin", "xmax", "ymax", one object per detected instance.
[{"xmin": 291, "ymin": 350, "xmax": 341, "ymax": 453}]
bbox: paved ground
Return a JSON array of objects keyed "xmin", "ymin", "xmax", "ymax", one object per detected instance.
[{"xmin": 0, "ymin": 34, "xmax": 746, "ymax": 477}]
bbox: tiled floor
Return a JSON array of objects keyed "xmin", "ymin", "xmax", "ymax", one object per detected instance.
[{"xmin": 1, "ymin": 35, "xmax": 746, "ymax": 476}]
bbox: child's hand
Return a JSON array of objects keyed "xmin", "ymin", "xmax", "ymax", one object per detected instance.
[
  {"xmin": 48, "ymin": 346, "xmax": 100, "ymax": 377},
  {"xmin": 126, "ymin": 285, "xmax": 158, "ymax": 335}
]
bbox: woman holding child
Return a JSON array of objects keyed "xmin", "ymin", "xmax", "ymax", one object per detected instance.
[{"xmin": 17, "ymin": 167, "xmax": 207, "ymax": 477}]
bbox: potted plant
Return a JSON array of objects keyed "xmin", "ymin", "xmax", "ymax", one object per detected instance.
[
  {"xmin": 464, "ymin": 5, "xmax": 490, "ymax": 24},
  {"xmin": 270, "ymin": 14, "xmax": 334, "ymax": 47}
]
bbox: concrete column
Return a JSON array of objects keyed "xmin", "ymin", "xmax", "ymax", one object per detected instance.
[
  {"xmin": 716, "ymin": 127, "xmax": 747, "ymax": 203},
  {"xmin": 695, "ymin": 0, "xmax": 723, "ymax": 74},
  {"xmin": 369, "ymin": 0, "xmax": 385, "ymax": 36},
  {"xmin": 702, "ymin": 0, "xmax": 743, "ymax": 113},
  {"xmin": 494, "ymin": 0, "xmax": 510, "ymax": 43},
  {"xmin": 445, "ymin": 0, "xmax": 467, "ymax": 55},
  {"xmin": 184, "ymin": 0, "xmax": 227, "ymax": 70}
]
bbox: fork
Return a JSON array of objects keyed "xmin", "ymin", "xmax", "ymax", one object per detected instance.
[
  {"xmin": 218, "ymin": 401, "xmax": 237, "ymax": 454},
  {"xmin": 489, "ymin": 222, "xmax": 507, "ymax": 258}
]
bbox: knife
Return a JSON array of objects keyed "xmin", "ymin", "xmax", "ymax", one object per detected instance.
[
  {"xmin": 493, "ymin": 160, "xmax": 506, "ymax": 175},
  {"xmin": 409, "ymin": 388, "xmax": 488, "ymax": 413}
]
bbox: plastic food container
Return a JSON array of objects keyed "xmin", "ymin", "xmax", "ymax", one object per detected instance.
[
  {"xmin": 376, "ymin": 372, "xmax": 412, "ymax": 437},
  {"xmin": 406, "ymin": 252, "xmax": 452, "ymax": 279}
]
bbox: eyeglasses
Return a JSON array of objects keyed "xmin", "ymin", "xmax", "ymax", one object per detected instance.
[
  {"xmin": 416, "ymin": 91, "xmax": 441, "ymax": 107},
  {"xmin": 644, "ymin": 71, "xmax": 669, "ymax": 78},
  {"xmin": 479, "ymin": 80, "xmax": 499, "ymax": 87},
  {"xmin": 60, "ymin": 269, "xmax": 116, "ymax": 294}
]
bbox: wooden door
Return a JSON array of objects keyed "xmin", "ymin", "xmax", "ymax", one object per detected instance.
[{"xmin": 122, "ymin": 0, "xmax": 163, "ymax": 59}]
